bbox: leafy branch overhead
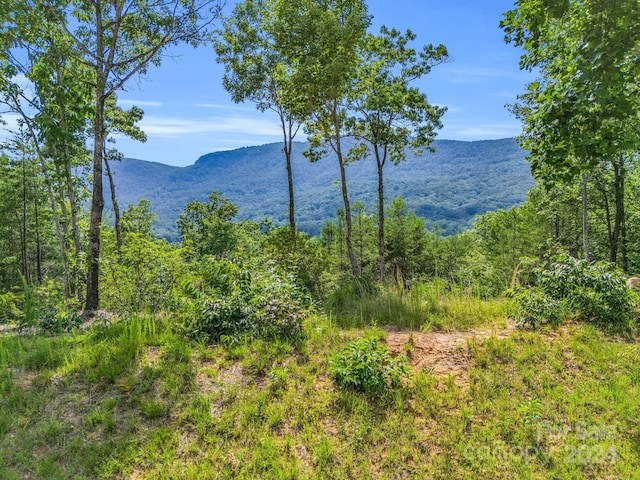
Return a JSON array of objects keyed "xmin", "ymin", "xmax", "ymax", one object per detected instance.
[{"xmin": 502, "ymin": 0, "xmax": 640, "ymax": 182}]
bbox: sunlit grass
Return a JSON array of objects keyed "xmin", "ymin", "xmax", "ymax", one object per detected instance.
[
  {"xmin": 0, "ymin": 311, "xmax": 638, "ymax": 478},
  {"xmin": 326, "ymin": 279, "xmax": 512, "ymax": 330}
]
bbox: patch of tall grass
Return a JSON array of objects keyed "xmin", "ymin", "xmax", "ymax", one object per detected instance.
[{"xmin": 325, "ymin": 278, "xmax": 511, "ymax": 330}]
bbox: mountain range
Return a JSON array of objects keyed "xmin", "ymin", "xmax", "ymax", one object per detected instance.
[{"xmin": 107, "ymin": 138, "xmax": 535, "ymax": 241}]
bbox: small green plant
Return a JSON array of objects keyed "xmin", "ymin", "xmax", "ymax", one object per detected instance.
[
  {"xmin": 18, "ymin": 274, "xmax": 41, "ymax": 329},
  {"xmin": 141, "ymin": 400, "xmax": 167, "ymax": 419},
  {"xmin": 330, "ymin": 337, "xmax": 409, "ymax": 394},
  {"xmin": 518, "ymin": 398, "xmax": 543, "ymax": 425}
]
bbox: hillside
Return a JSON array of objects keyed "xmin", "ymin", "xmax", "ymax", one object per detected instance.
[{"xmin": 107, "ymin": 138, "xmax": 534, "ymax": 240}]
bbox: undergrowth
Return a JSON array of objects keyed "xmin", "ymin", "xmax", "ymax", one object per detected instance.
[
  {"xmin": 0, "ymin": 307, "xmax": 638, "ymax": 478},
  {"xmin": 325, "ymin": 278, "xmax": 511, "ymax": 330}
]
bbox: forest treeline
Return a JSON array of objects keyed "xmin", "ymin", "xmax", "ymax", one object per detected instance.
[{"xmin": 0, "ymin": 0, "xmax": 639, "ymax": 329}]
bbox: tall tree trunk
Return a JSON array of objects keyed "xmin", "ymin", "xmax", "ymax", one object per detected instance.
[
  {"xmin": 86, "ymin": 90, "xmax": 106, "ymax": 312},
  {"xmin": 338, "ymin": 156, "xmax": 360, "ymax": 277},
  {"xmin": 53, "ymin": 160, "xmax": 71, "ymax": 252},
  {"xmin": 284, "ymin": 129, "xmax": 296, "ymax": 245},
  {"xmin": 20, "ymin": 153, "xmax": 29, "ymax": 283},
  {"xmin": 581, "ymin": 173, "xmax": 589, "ymax": 262},
  {"xmin": 66, "ymin": 164, "xmax": 84, "ymax": 303},
  {"xmin": 280, "ymin": 115, "xmax": 298, "ymax": 246},
  {"xmin": 104, "ymin": 153, "xmax": 123, "ymax": 261},
  {"xmin": 33, "ymin": 193, "xmax": 42, "ymax": 283},
  {"xmin": 329, "ymin": 104, "xmax": 360, "ymax": 278},
  {"xmin": 612, "ymin": 157, "xmax": 625, "ymax": 267},
  {"xmin": 375, "ymin": 144, "xmax": 386, "ymax": 282}
]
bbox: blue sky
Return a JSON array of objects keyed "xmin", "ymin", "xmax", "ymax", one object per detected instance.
[{"xmin": 7, "ymin": 0, "xmax": 535, "ymax": 167}]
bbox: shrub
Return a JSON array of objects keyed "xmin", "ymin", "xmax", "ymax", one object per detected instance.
[
  {"xmin": 38, "ymin": 310, "xmax": 84, "ymax": 334},
  {"xmin": 510, "ymin": 255, "xmax": 636, "ymax": 328},
  {"xmin": 184, "ymin": 260, "xmax": 310, "ymax": 344},
  {"xmin": 0, "ymin": 292, "xmax": 22, "ymax": 323},
  {"xmin": 330, "ymin": 337, "xmax": 409, "ymax": 394}
]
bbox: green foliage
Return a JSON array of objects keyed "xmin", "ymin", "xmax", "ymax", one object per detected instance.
[
  {"xmin": 326, "ymin": 279, "xmax": 511, "ymax": 331},
  {"xmin": 18, "ymin": 274, "xmax": 41, "ymax": 329},
  {"xmin": 183, "ymin": 259, "xmax": 310, "ymax": 344},
  {"xmin": 511, "ymin": 255, "xmax": 637, "ymax": 328},
  {"xmin": 385, "ymin": 196, "xmax": 429, "ymax": 280},
  {"xmin": 330, "ymin": 337, "xmax": 408, "ymax": 394},
  {"xmin": 101, "ymin": 231, "xmax": 185, "ymax": 314},
  {"xmin": 261, "ymin": 227, "xmax": 332, "ymax": 298},
  {"xmin": 0, "ymin": 292, "xmax": 22, "ymax": 323},
  {"xmin": 177, "ymin": 192, "xmax": 240, "ymax": 259},
  {"xmin": 502, "ymin": 0, "xmax": 640, "ymax": 182},
  {"xmin": 121, "ymin": 199, "xmax": 157, "ymax": 237},
  {"xmin": 473, "ymin": 202, "xmax": 545, "ymax": 290},
  {"xmin": 518, "ymin": 398, "xmax": 543, "ymax": 425},
  {"xmin": 38, "ymin": 309, "xmax": 83, "ymax": 334}
]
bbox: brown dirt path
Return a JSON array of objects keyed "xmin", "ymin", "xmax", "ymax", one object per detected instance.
[{"xmin": 385, "ymin": 322, "xmax": 519, "ymax": 382}]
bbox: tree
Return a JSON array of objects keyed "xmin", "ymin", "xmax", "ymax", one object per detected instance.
[
  {"xmin": 214, "ymin": 0, "xmax": 302, "ymax": 242},
  {"xmin": 473, "ymin": 203, "xmax": 544, "ymax": 288},
  {"xmin": 272, "ymin": 0, "xmax": 371, "ymax": 278},
  {"xmin": 502, "ymin": 0, "xmax": 640, "ymax": 265},
  {"xmin": 351, "ymin": 26, "xmax": 448, "ymax": 281},
  {"xmin": 177, "ymin": 192, "xmax": 240, "ymax": 259},
  {"xmin": 36, "ymin": 0, "xmax": 225, "ymax": 311},
  {"xmin": 385, "ymin": 196, "xmax": 428, "ymax": 282},
  {"xmin": 122, "ymin": 199, "xmax": 157, "ymax": 237}
]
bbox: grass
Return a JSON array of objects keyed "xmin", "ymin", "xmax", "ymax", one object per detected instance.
[
  {"xmin": 0, "ymin": 306, "xmax": 638, "ymax": 478},
  {"xmin": 326, "ymin": 279, "xmax": 511, "ymax": 331}
]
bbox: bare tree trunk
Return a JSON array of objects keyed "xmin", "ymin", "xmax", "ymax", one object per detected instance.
[
  {"xmin": 328, "ymin": 105, "xmax": 360, "ymax": 278},
  {"xmin": 337, "ymin": 155, "xmax": 360, "ymax": 277},
  {"xmin": 280, "ymin": 115, "xmax": 299, "ymax": 246},
  {"xmin": 374, "ymin": 144, "xmax": 386, "ymax": 282},
  {"xmin": 104, "ymin": 153, "xmax": 123, "ymax": 261},
  {"xmin": 582, "ymin": 173, "xmax": 589, "ymax": 262},
  {"xmin": 33, "ymin": 193, "xmax": 42, "ymax": 283},
  {"xmin": 58, "ymin": 92, "xmax": 85, "ymax": 301},
  {"xmin": 20, "ymin": 152, "xmax": 29, "ymax": 283},
  {"xmin": 86, "ymin": 89, "xmax": 105, "ymax": 312},
  {"xmin": 612, "ymin": 157, "xmax": 625, "ymax": 267}
]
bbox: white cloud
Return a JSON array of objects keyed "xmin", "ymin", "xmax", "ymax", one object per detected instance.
[
  {"xmin": 444, "ymin": 123, "xmax": 522, "ymax": 140},
  {"xmin": 193, "ymin": 102, "xmax": 255, "ymax": 112},
  {"xmin": 437, "ymin": 104, "xmax": 462, "ymax": 114},
  {"xmin": 138, "ymin": 114, "xmax": 282, "ymax": 138},
  {"xmin": 118, "ymin": 99, "xmax": 163, "ymax": 107},
  {"xmin": 441, "ymin": 66, "xmax": 533, "ymax": 85},
  {"xmin": 0, "ymin": 113, "xmax": 22, "ymax": 139},
  {"xmin": 488, "ymin": 91, "xmax": 522, "ymax": 100}
]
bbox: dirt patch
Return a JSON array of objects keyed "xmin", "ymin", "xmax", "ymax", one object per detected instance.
[
  {"xmin": 0, "ymin": 323, "xmax": 19, "ymax": 335},
  {"xmin": 386, "ymin": 322, "xmax": 518, "ymax": 383}
]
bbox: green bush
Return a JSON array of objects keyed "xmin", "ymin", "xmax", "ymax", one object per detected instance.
[
  {"xmin": 511, "ymin": 255, "xmax": 637, "ymax": 328},
  {"xmin": 330, "ymin": 337, "xmax": 409, "ymax": 394},
  {"xmin": 38, "ymin": 309, "xmax": 84, "ymax": 334},
  {"xmin": 0, "ymin": 291, "xmax": 22, "ymax": 323},
  {"xmin": 184, "ymin": 260, "xmax": 309, "ymax": 344}
]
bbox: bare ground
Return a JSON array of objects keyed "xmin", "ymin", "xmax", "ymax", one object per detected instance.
[{"xmin": 385, "ymin": 322, "xmax": 519, "ymax": 383}]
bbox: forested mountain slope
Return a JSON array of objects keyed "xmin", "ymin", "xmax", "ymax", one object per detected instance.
[{"xmin": 108, "ymin": 138, "xmax": 534, "ymax": 240}]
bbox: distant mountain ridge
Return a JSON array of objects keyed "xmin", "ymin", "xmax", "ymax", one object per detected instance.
[{"xmin": 108, "ymin": 138, "xmax": 534, "ymax": 240}]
